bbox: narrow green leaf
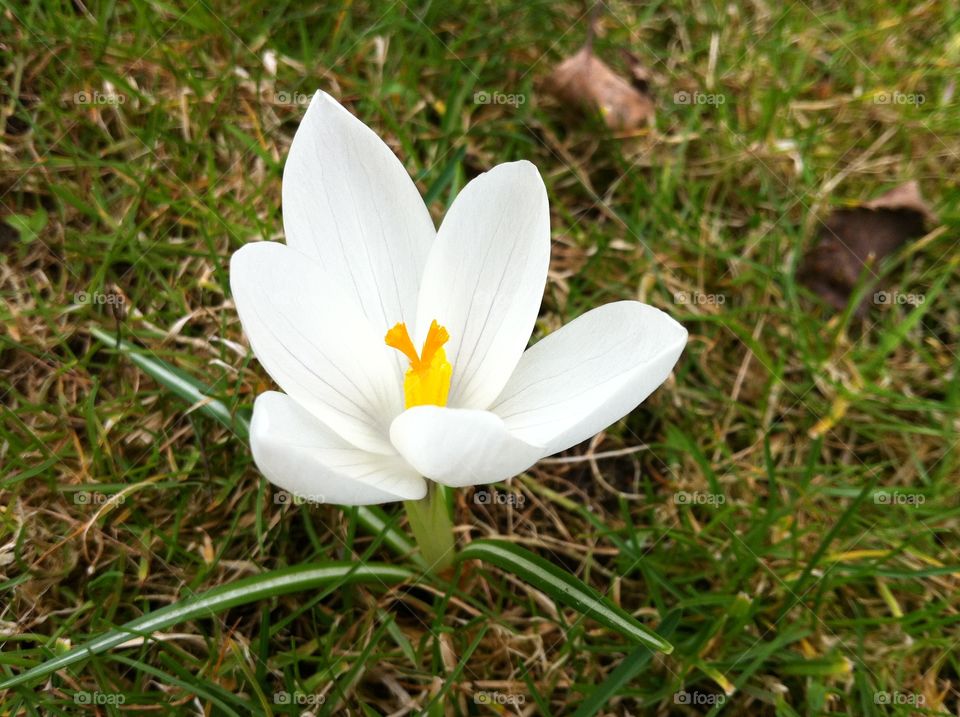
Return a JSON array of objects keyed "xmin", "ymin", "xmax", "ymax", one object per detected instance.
[
  {"xmin": 89, "ymin": 326, "xmax": 415, "ymax": 565},
  {"xmin": 572, "ymin": 610, "xmax": 681, "ymax": 717},
  {"xmin": 90, "ymin": 326, "xmax": 245, "ymax": 436},
  {"xmin": 0, "ymin": 563, "xmax": 413, "ymax": 690},
  {"xmin": 455, "ymin": 540, "xmax": 673, "ymax": 653}
]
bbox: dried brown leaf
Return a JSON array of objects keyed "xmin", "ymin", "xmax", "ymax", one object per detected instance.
[
  {"xmin": 799, "ymin": 182, "xmax": 935, "ymax": 315},
  {"xmin": 544, "ymin": 45, "xmax": 655, "ymax": 131},
  {"xmin": 862, "ymin": 180, "xmax": 936, "ymax": 221}
]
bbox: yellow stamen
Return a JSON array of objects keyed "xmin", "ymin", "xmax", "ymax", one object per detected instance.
[
  {"xmin": 385, "ymin": 320, "xmax": 453, "ymax": 408},
  {"xmin": 419, "ymin": 321, "xmax": 449, "ymax": 365},
  {"xmin": 384, "ymin": 323, "xmax": 420, "ymax": 367}
]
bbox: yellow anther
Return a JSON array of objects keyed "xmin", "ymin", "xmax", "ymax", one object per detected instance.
[
  {"xmin": 419, "ymin": 321, "xmax": 449, "ymax": 365},
  {"xmin": 385, "ymin": 322, "xmax": 421, "ymax": 367},
  {"xmin": 385, "ymin": 320, "xmax": 453, "ymax": 408}
]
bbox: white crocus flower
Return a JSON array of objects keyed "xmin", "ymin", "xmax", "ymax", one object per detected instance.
[{"xmin": 231, "ymin": 91, "xmax": 687, "ymax": 511}]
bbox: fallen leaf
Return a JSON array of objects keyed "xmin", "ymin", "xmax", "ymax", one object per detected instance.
[
  {"xmin": 862, "ymin": 180, "xmax": 936, "ymax": 220},
  {"xmin": 544, "ymin": 44, "xmax": 655, "ymax": 131},
  {"xmin": 798, "ymin": 181, "xmax": 936, "ymax": 315}
]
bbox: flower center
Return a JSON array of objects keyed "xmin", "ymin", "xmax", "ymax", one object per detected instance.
[{"xmin": 385, "ymin": 320, "xmax": 452, "ymax": 409}]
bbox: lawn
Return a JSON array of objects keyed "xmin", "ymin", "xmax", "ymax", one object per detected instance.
[{"xmin": 1, "ymin": 0, "xmax": 958, "ymax": 714}]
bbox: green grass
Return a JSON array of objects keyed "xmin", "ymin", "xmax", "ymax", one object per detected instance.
[{"xmin": 2, "ymin": 0, "xmax": 959, "ymax": 714}]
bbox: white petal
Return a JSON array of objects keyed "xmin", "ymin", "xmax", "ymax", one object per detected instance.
[
  {"xmin": 491, "ymin": 302, "xmax": 687, "ymax": 454},
  {"xmin": 251, "ymin": 392, "xmax": 426, "ymax": 505},
  {"xmin": 231, "ymin": 241, "xmax": 402, "ymax": 454},
  {"xmin": 415, "ymin": 161, "xmax": 550, "ymax": 409},
  {"xmin": 282, "ymin": 91, "xmax": 435, "ymax": 330},
  {"xmin": 389, "ymin": 407, "xmax": 544, "ymax": 488}
]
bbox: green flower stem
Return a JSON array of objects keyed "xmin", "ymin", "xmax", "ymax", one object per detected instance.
[{"xmin": 403, "ymin": 483, "xmax": 455, "ymax": 572}]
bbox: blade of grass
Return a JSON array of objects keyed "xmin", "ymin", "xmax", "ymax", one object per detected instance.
[
  {"xmin": 419, "ymin": 621, "xmax": 489, "ymax": 715},
  {"xmin": 779, "ymin": 478, "xmax": 876, "ymax": 618},
  {"xmin": 456, "ymin": 540, "xmax": 673, "ymax": 653},
  {"xmin": 89, "ymin": 326, "xmax": 244, "ymax": 435},
  {"xmin": 572, "ymin": 609, "xmax": 681, "ymax": 717},
  {"xmin": 0, "ymin": 562, "xmax": 413, "ymax": 691}
]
